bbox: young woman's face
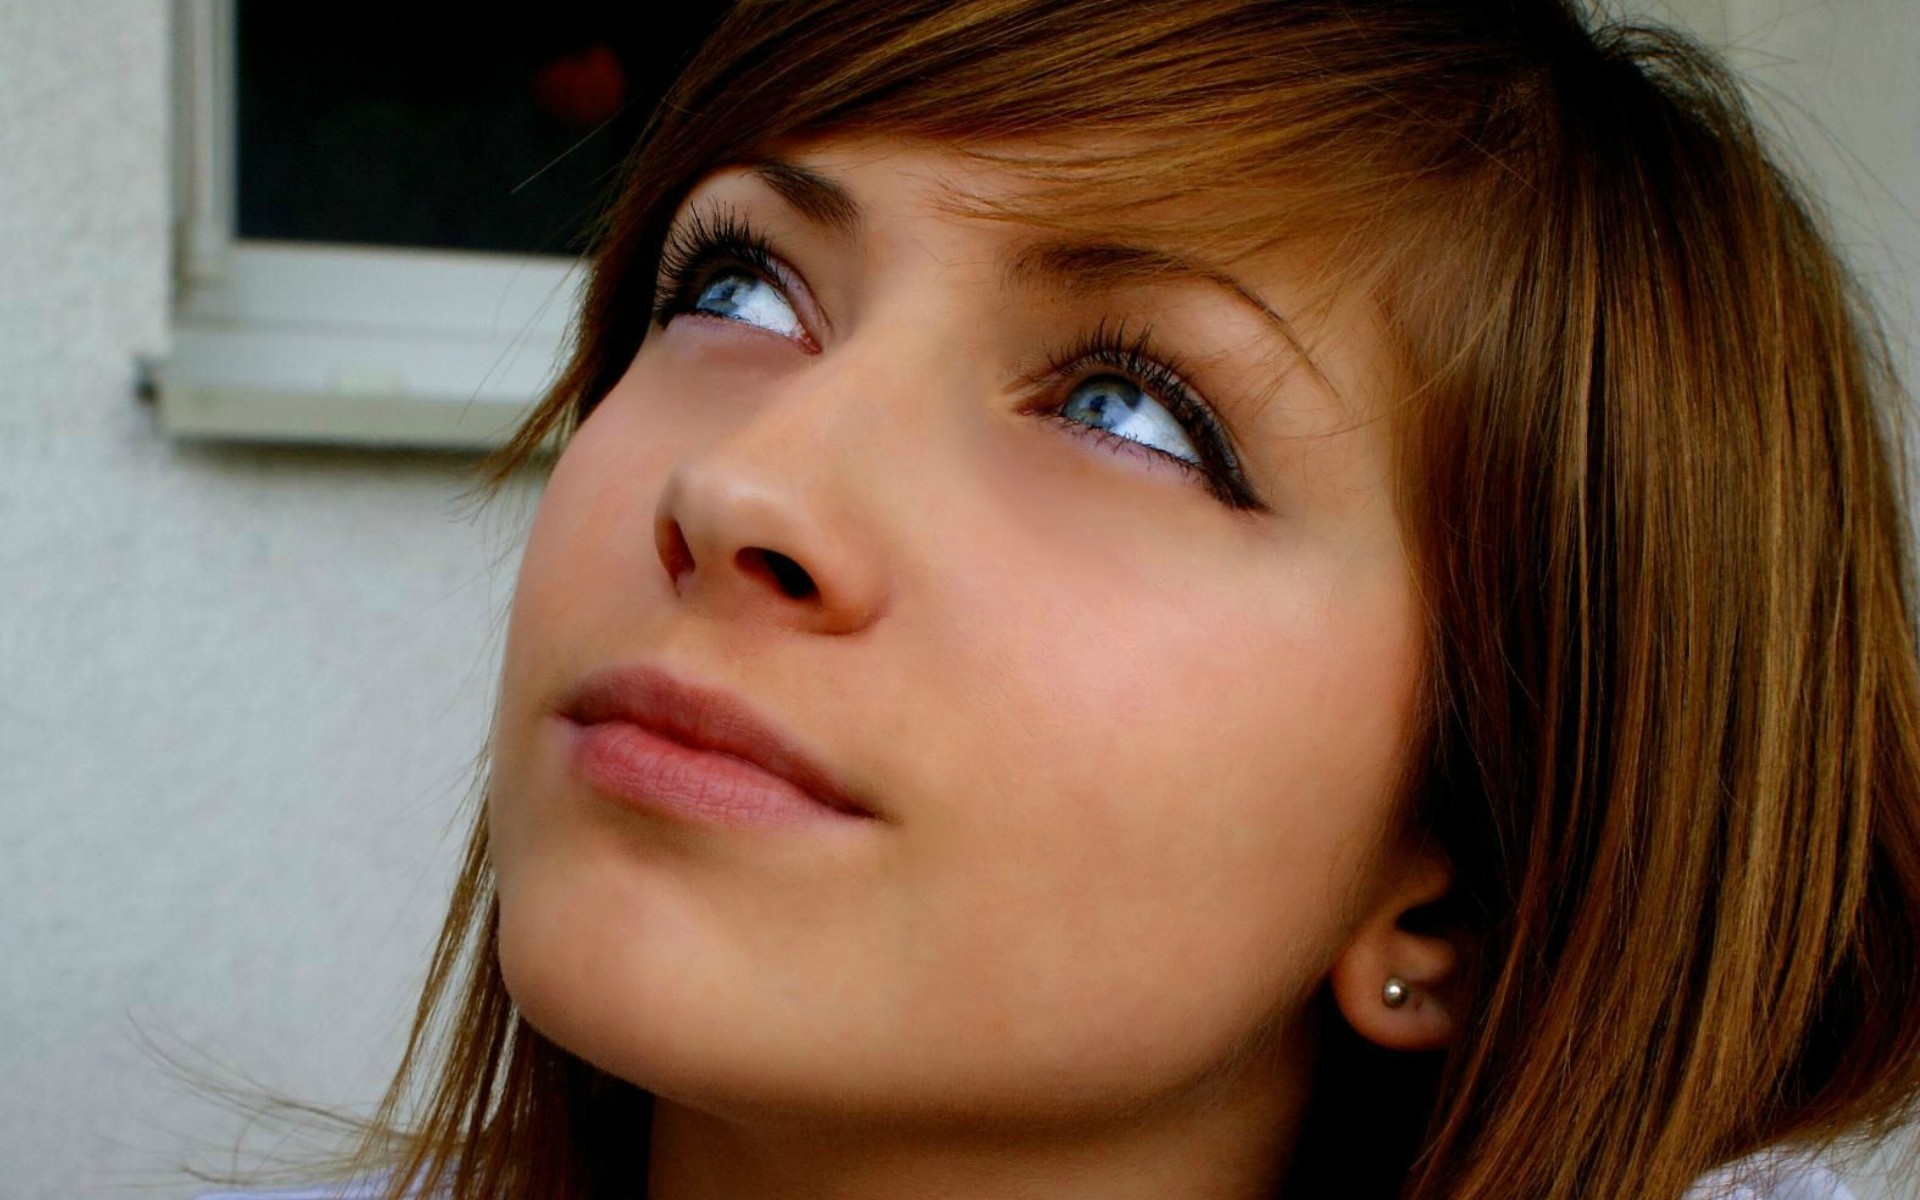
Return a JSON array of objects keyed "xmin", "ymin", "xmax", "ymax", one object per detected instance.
[{"xmin": 488, "ymin": 137, "xmax": 1429, "ymax": 1142}]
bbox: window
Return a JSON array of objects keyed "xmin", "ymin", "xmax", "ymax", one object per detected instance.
[{"xmin": 155, "ymin": 0, "xmax": 717, "ymax": 447}]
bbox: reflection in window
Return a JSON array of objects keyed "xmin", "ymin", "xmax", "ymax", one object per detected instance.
[{"xmin": 236, "ymin": 2, "xmax": 722, "ymax": 256}]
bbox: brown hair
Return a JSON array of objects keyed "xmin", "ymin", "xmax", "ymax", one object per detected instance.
[{"xmin": 320, "ymin": 2, "xmax": 1920, "ymax": 1197}]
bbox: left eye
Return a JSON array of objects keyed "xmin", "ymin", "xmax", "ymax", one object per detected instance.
[
  {"xmin": 1057, "ymin": 376, "xmax": 1203, "ymax": 468},
  {"xmin": 689, "ymin": 269, "xmax": 805, "ymax": 340}
]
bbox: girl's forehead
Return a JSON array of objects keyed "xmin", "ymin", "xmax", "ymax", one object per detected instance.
[{"xmin": 719, "ymin": 133, "xmax": 1377, "ymax": 313}]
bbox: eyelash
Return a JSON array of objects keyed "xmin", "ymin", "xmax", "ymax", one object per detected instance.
[
  {"xmin": 647, "ymin": 209, "xmax": 1267, "ymax": 514},
  {"xmin": 1030, "ymin": 320, "xmax": 1263, "ymax": 512},
  {"xmin": 651, "ymin": 207, "xmax": 787, "ymax": 330}
]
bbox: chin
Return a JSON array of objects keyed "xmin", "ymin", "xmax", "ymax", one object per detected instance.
[{"xmin": 492, "ymin": 886, "xmax": 812, "ymax": 1115}]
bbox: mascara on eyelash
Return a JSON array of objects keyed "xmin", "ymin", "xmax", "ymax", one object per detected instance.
[
  {"xmin": 1042, "ymin": 319, "xmax": 1264, "ymax": 510},
  {"xmin": 651, "ymin": 206, "xmax": 783, "ymax": 324}
]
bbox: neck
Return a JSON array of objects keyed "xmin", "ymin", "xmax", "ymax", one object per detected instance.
[{"xmin": 645, "ymin": 1029, "xmax": 1309, "ymax": 1200}]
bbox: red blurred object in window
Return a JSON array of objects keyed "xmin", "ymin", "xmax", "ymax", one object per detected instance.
[{"xmin": 531, "ymin": 44, "xmax": 629, "ymax": 130}]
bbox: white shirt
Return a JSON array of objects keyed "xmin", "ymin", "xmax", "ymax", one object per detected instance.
[{"xmin": 1684, "ymin": 1148, "xmax": 1859, "ymax": 1200}]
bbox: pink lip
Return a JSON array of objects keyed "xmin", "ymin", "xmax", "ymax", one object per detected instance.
[{"xmin": 558, "ymin": 663, "xmax": 879, "ymax": 829}]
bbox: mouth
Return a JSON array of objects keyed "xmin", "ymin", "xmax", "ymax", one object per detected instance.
[{"xmin": 557, "ymin": 662, "xmax": 881, "ymax": 824}]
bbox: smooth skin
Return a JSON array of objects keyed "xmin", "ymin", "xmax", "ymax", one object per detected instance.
[{"xmin": 486, "ymin": 137, "xmax": 1462, "ymax": 1200}]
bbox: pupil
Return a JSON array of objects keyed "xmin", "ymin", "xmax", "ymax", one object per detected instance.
[{"xmin": 1071, "ymin": 379, "xmax": 1141, "ymax": 428}]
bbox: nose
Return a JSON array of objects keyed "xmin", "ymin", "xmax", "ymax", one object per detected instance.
[{"xmin": 651, "ymin": 365, "xmax": 900, "ymax": 637}]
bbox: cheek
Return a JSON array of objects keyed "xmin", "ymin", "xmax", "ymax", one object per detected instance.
[
  {"xmin": 881, "ymin": 516, "xmax": 1422, "ymax": 1081},
  {"xmin": 487, "ymin": 376, "xmax": 687, "ymax": 889},
  {"xmin": 493, "ymin": 367, "xmax": 695, "ymax": 723},
  {"xmin": 516, "ymin": 404, "xmax": 671, "ymax": 618}
]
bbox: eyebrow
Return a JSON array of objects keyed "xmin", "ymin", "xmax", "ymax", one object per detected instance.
[
  {"xmin": 742, "ymin": 158, "xmax": 862, "ymax": 237},
  {"xmin": 734, "ymin": 157, "xmax": 1328, "ymax": 391},
  {"xmin": 1007, "ymin": 241, "xmax": 1329, "ymax": 391}
]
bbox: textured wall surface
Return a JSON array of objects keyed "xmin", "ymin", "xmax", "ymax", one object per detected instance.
[
  {"xmin": 0, "ymin": 2, "xmax": 538, "ymax": 1195},
  {"xmin": 1721, "ymin": 0, "xmax": 1920, "ymax": 407},
  {"xmin": 0, "ymin": 1, "xmax": 1914, "ymax": 1198}
]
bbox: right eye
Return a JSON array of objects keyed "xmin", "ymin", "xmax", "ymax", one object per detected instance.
[{"xmin": 684, "ymin": 268, "xmax": 806, "ymax": 341}]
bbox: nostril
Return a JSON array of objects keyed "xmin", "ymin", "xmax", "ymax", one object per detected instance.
[
  {"xmin": 658, "ymin": 520, "xmax": 696, "ymax": 589},
  {"xmin": 738, "ymin": 547, "xmax": 818, "ymax": 601}
]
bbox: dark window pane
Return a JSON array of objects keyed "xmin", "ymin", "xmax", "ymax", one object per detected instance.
[{"xmin": 236, "ymin": 2, "xmax": 722, "ymax": 255}]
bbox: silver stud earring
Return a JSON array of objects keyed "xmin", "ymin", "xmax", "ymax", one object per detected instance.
[{"xmin": 1382, "ymin": 977, "xmax": 1411, "ymax": 1008}]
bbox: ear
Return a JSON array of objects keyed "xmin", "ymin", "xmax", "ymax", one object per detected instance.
[{"xmin": 1327, "ymin": 838, "xmax": 1464, "ymax": 1053}]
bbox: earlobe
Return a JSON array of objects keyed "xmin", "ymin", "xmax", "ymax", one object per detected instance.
[{"xmin": 1328, "ymin": 843, "xmax": 1464, "ymax": 1054}]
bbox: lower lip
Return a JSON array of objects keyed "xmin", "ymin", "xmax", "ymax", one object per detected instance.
[{"xmin": 567, "ymin": 719, "xmax": 868, "ymax": 830}]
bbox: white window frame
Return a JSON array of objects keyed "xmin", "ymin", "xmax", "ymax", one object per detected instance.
[{"xmin": 154, "ymin": 0, "xmax": 586, "ymax": 448}]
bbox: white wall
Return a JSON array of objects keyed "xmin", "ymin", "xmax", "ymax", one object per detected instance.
[
  {"xmin": 1716, "ymin": 0, "xmax": 1920, "ymax": 411},
  {"xmin": 0, "ymin": 1, "xmax": 1914, "ymax": 1197},
  {"xmin": 0, "ymin": 2, "xmax": 538, "ymax": 1194}
]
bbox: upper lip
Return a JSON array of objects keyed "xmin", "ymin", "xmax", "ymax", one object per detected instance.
[{"xmin": 559, "ymin": 662, "xmax": 879, "ymax": 820}]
